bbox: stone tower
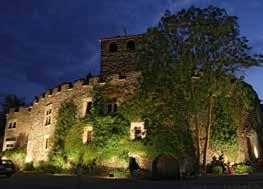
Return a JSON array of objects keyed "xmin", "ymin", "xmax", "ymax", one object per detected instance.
[{"xmin": 100, "ymin": 35, "xmax": 143, "ymax": 79}]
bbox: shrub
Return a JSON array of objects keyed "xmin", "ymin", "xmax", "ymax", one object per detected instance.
[
  {"xmin": 24, "ymin": 162, "xmax": 35, "ymax": 171},
  {"xmin": 109, "ymin": 168, "xmax": 129, "ymax": 178},
  {"xmin": 233, "ymin": 164, "xmax": 255, "ymax": 174},
  {"xmin": 34, "ymin": 161, "xmax": 67, "ymax": 174},
  {"xmin": 212, "ymin": 166, "xmax": 223, "ymax": 175},
  {"xmin": 82, "ymin": 165, "xmax": 108, "ymax": 176},
  {"xmin": 2, "ymin": 148, "xmax": 26, "ymax": 169}
]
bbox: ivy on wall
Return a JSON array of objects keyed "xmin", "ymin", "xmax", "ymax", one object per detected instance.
[{"xmin": 49, "ymin": 100, "xmax": 77, "ymax": 167}]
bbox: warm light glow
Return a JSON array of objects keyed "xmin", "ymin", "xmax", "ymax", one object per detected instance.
[
  {"xmin": 254, "ymin": 145, "xmax": 259, "ymax": 158},
  {"xmin": 25, "ymin": 157, "xmax": 32, "ymax": 163}
]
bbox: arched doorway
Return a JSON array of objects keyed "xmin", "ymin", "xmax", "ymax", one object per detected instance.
[{"xmin": 152, "ymin": 155, "xmax": 180, "ymax": 179}]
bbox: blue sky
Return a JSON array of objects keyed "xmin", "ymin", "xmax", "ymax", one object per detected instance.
[{"xmin": 0, "ymin": 0, "xmax": 262, "ymax": 103}]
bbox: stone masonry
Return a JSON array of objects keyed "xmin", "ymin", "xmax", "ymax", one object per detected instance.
[
  {"xmin": 2, "ymin": 35, "xmax": 142, "ymax": 163},
  {"xmin": 2, "ymin": 34, "xmax": 263, "ymax": 167}
]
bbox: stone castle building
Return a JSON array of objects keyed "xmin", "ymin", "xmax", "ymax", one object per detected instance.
[
  {"xmin": 2, "ymin": 34, "xmax": 263, "ymax": 170},
  {"xmin": 2, "ymin": 34, "xmax": 143, "ymax": 163}
]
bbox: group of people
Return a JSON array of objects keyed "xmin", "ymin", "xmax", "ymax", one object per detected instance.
[{"xmin": 209, "ymin": 154, "xmax": 233, "ymax": 175}]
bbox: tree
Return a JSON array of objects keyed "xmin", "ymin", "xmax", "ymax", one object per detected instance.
[
  {"xmin": 0, "ymin": 95, "xmax": 25, "ymax": 152},
  {"xmin": 135, "ymin": 6, "xmax": 262, "ymax": 172}
]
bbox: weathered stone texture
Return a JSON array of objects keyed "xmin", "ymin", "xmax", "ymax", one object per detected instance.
[
  {"xmin": 2, "ymin": 34, "xmax": 263, "ymax": 171},
  {"xmin": 100, "ymin": 35, "xmax": 143, "ymax": 79},
  {"xmin": 3, "ymin": 72, "xmax": 141, "ymax": 163}
]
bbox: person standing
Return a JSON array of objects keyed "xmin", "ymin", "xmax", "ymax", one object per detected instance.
[
  {"xmin": 129, "ymin": 157, "xmax": 139, "ymax": 178},
  {"xmin": 76, "ymin": 164, "xmax": 83, "ymax": 189}
]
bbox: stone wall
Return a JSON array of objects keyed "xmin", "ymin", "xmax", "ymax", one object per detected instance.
[
  {"xmin": 3, "ymin": 71, "xmax": 142, "ymax": 163},
  {"xmin": 100, "ymin": 35, "xmax": 143, "ymax": 79}
]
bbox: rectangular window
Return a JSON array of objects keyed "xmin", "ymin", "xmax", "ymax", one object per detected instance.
[
  {"xmin": 130, "ymin": 122, "xmax": 146, "ymax": 140},
  {"xmin": 82, "ymin": 126, "xmax": 93, "ymax": 144},
  {"xmin": 5, "ymin": 137, "xmax": 16, "ymax": 141},
  {"xmin": 134, "ymin": 127, "xmax": 142, "ymax": 140},
  {"xmin": 86, "ymin": 131, "xmax": 92, "ymax": 143},
  {"xmin": 45, "ymin": 138, "xmax": 49, "ymax": 149},
  {"xmin": 44, "ymin": 105, "xmax": 52, "ymax": 126},
  {"xmin": 86, "ymin": 102, "xmax": 92, "ymax": 115},
  {"xmin": 6, "ymin": 144, "xmax": 14, "ymax": 149},
  {"xmin": 44, "ymin": 136, "xmax": 49, "ymax": 150},
  {"xmin": 105, "ymin": 103, "xmax": 118, "ymax": 115},
  {"xmin": 82, "ymin": 97, "xmax": 92, "ymax": 117},
  {"xmin": 8, "ymin": 121, "xmax": 17, "ymax": 129}
]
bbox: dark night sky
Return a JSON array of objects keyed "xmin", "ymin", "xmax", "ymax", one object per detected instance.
[{"xmin": 0, "ymin": 0, "xmax": 262, "ymax": 104}]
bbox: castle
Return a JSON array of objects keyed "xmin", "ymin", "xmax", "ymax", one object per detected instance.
[
  {"xmin": 2, "ymin": 35, "xmax": 143, "ymax": 163},
  {"xmin": 2, "ymin": 34, "xmax": 263, "ymax": 172}
]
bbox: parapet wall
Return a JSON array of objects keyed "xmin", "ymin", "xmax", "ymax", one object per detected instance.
[
  {"xmin": 7, "ymin": 71, "xmax": 142, "ymax": 115},
  {"xmin": 3, "ymin": 71, "xmax": 142, "ymax": 160}
]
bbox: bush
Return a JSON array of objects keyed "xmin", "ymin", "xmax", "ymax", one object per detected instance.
[
  {"xmin": 212, "ymin": 166, "xmax": 223, "ymax": 175},
  {"xmin": 24, "ymin": 162, "xmax": 35, "ymax": 171},
  {"xmin": 82, "ymin": 165, "xmax": 108, "ymax": 176},
  {"xmin": 109, "ymin": 168, "xmax": 129, "ymax": 178},
  {"xmin": 1, "ymin": 148, "xmax": 26, "ymax": 169},
  {"xmin": 233, "ymin": 164, "xmax": 255, "ymax": 174}
]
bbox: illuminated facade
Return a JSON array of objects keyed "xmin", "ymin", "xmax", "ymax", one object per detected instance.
[{"xmin": 2, "ymin": 34, "xmax": 263, "ymax": 168}]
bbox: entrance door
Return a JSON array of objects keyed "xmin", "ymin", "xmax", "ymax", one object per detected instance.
[{"xmin": 152, "ymin": 155, "xmax": 180, "ymax": 179}]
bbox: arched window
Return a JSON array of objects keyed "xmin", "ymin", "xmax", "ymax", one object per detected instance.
[
  {"xmin": 109, "ymin": 42, "xmax": 118, "ymax": 53},
  {"xmin": 127, "ymin": 40, "xmax": 135, "ymax": 51}
]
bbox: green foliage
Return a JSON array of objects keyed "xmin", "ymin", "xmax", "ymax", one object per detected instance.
[
  {"xmin": 49, "ymin": 100, "xmax": 77, "ymax": 167},
  {"xmin": 64, "ymin": 115, "xmax": 139, "ymax": 166},
  {"xmin": 212, "ymin": 166, "xmax": 223, "ymax": 175},
  {"xmin": 24, "ymin": 162, "xmax": 35, "ymax": 171},
  {"xmin": 59, "ymin": 7, "xmax": 262, "ymax": 173},
  {"xmin": 1, "ymin": 148, "xmax": 26, "ymax": 169},
  {"xmin": 118, "ymin": 95, "xmax": 145, "ymax": 122},
  {"xmin": 35, "ymin": 6, "xmax": 262, "ymax": 175},
  {"xmin": 109, "ymin": 167, "xmax": 129, "ymax": 177},
  {"xmin": 211, "ymin": 96, "xmax": 238, "ymax": 159},
  {"xmin": 233, "ymin": 164, "xmax": 255, "ymax": 174}
]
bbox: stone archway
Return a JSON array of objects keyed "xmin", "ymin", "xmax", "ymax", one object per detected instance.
[
  {"xmin": 152, "ymin": 155, "xmax": 180, "ymax": 179},
  {"xmin": 247, "ymin": 129, "xmax": 260, "ymax": 161}
]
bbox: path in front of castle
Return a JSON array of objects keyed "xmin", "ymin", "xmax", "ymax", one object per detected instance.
[{"xmin": 1, "ymin": 173, "xmax": 263, "ymax": 189}]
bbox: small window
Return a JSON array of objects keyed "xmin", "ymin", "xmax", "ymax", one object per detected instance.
[
  {"xmin": 107, "ymin": 104, "xmax": 112, "ymax": 114},
  {"xmin": 105, "ymin": 103, "xmax": 117, "ymax": 115},
  {"xmin": 6, "ymin": 137, "xmax": 16, "ymax": 141},
  {"xmin": 83, "ymin": 126, "xmax": 93, "ymax": 144},
  {"xmin": 109, "ymin": 42, "xmax": 118, "ymax": 53},
  {"xmin": 44, "ymin": 105, "xmax": 52, "ymax": 126},
  {"xmin": 86, "ymin": 131, "xmax": 92, "ymax": 143},
  {"xmin": 86, "ymin": 102, "xmax": 92, "ymax": 115},
  {"xmin": 130, "ymin": 122, "xmax": 146, "ymax": 140},
  {"xmin": 82, "ymin": 97, "xmax": 92, "ymax": 117},
  {"xmin": 119, "ymin": 73, "xmax": 126, "ymax": 79},
  {"xmin": 8, "ymin": 121, "xmax": 16, "ymax": 129},
  {"xmin": 44, "ymin": 136, "xmax": 49, "ymax": 150},
  {"xmin": 134, "ymin": 127, "xmax": 142, "ymax": 140},
  {"xmin": 127, "ymin": 40, "xmax": 135, "ymax": 51},
  {"xmin": 6, "ymin": 144, "xmax": 14, "ymax": 149}
]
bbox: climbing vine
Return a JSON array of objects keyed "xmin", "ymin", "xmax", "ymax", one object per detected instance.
[{"xmin": 49, "ymin": 100, "xmax": 77, "ymax": 167}]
